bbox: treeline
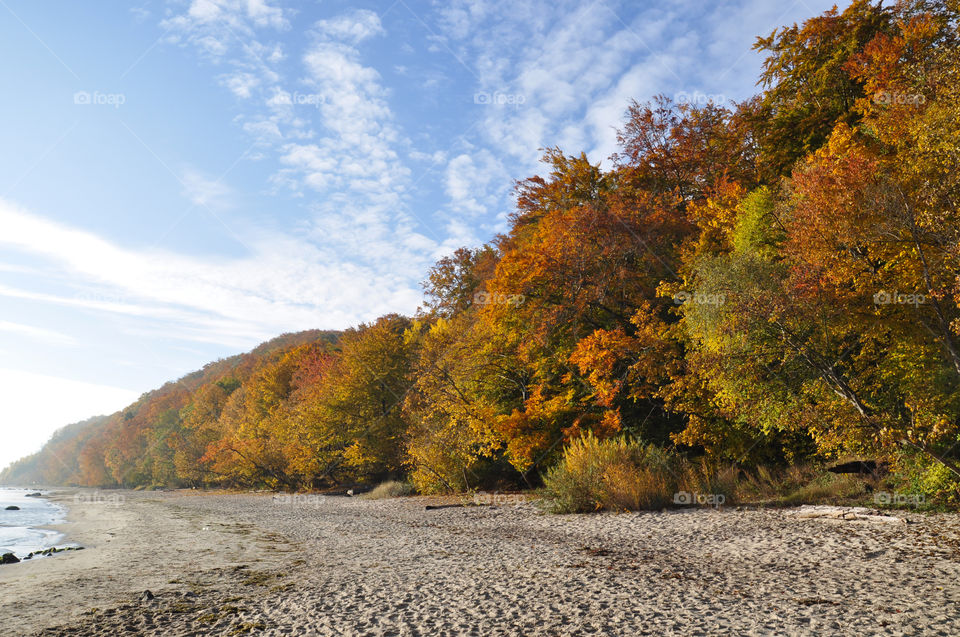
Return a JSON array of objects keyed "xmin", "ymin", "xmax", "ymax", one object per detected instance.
[{"xmin": 4, "ymin": 0, "xmax": 960, "ymax": 501}]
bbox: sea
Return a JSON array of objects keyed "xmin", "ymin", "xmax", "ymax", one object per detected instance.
[{"xmin": 0, "ymin": 488, "xmax": 65, "ymax": 558}]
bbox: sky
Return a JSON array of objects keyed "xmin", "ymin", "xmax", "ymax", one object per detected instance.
[{"xmin": 0, "ymin": 0, "xmax": 845, "ymax": 470}]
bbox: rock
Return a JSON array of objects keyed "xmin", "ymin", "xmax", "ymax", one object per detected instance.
[
  {"xmin": 25, "ymin": 492, "xmax": 42, "ymax": 497},
  {"xmin": 5, "ymin": 505, "xmax": 20, "ymax": 510},
  {"xmin": 139, "ymin": 590, "xmax": 155, "ymax": 602},
  {"xmin": 35, "ymin": 547, "xmax": 68, "ymax": 556},
  {"xmin": 1, "ymin": 553, "xmax": 20, "ymax": 565}
]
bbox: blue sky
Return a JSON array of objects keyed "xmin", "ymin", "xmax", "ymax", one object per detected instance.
[{"xmin": 0, "ymin": 0, "xmax": 844, "ymax": 469}]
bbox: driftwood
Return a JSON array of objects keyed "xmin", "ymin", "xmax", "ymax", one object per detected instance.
[{"xmin": 792, "ymin": 505, "xmax": 905, "ymax": 523}]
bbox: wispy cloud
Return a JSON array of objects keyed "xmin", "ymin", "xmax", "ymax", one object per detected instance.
[
  {"xmin": 0, "ymin": 320, "xmax": 78, "ymax": 346},
  {"xmin": 313, "ymin": 8, "xmax": 384, "ymax": 44},
  {"xmin": 163, "ymin": 2, "xmax": 440, "ymax": 289},
  {"xmin": 181, "ymin": 168, "xmax": 234, "ymax": 210},
  {"xmin": 0, "ymin": 199, "xmax": 422, "ymax": 348}
]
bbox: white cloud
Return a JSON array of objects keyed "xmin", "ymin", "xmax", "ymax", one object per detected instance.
[
  {"xmin": 444, "ymin": 150, "xmax": 507, "ymax": 216},
  {"xmin": 244, "ymin": 0, "xmax": 287, "ymax": 29},
  {"xmin": 187, "ymin": 0, "xmax": 223, "ymax": 24},
  {"xmin": 181, "ymin": 169, "xmax": 234, "ymax": 210},
  {"xmin": 433, "ymin": 0, "xmax": 845, "ymax": 172},
  {"xmin": 165, "ymin": 2, "xmax": 430, "ymax": 280},
  {"xmin": 162, "ymin": 0, "xmax": 289, "ymax": 108},
  {"xmin": 0, "ymin": 199, "xmax": 422, "ymax": 348},
  {"xmin": 169, "ymin": 0, "xmax": 289, "ymax": 34},
  {"xmin": 0, "ymin": 321, "xmax": 77, "ymax": 347},
  {"xmin": 130, "ymin": 5, "xmax": 151, "ymax": 23},
  {"xmin": 241, "ymin": 116, "xmax": 283, "ymax": 142},
  {"xmin": 221, "ymin": 71, "xmax": 260, "ymax": 98},
  {"xmin": 313, "ymin": 9, "xmax": 385, "ymax": 44}
]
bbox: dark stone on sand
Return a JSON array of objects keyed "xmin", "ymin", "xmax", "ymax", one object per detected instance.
[
  {"xmin": 36, "ymin": 547, "xmax": 68, "ymax": 556},
  {"xmin": 4, "ymin": 505, "xmax": 19, "ymax": 510},
  {"xmin": 25, "ymin": 492, "xmax": 42, "ymax": 497},
  {"xmin": 1, "ymin": 553, "xmax": 19, "ymax": 565},
  {"xmin": 140, "ymin": 590, "xmax": 155, "ymax": 602}
]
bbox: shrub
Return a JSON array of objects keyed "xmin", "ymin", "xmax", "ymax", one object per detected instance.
[
  {"xmin": 887, "ymin": 452, "xmax": 960, "ymax": 509},
  {"xmin": 779, "ymin": 473, "xmax": 866, "ymax": 505},
  {"xmin": 541, "ymin": 433, "xmax": 680, "ymax": 513},
  {"xmin": 364, "ymin": 480, "xmax": 415, "ymax": 499}
]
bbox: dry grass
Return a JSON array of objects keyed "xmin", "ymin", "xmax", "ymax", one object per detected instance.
[
  {"xmin": 542, "ymin": 433, "xmax": 680, "ymax": 512},
  {"xmin": 680, "ymin": 460, "xmax": 739, "ymax": 499},
  {"xmin": 542, "ymin": 434, "xmax": 879, "ymax": 513},
  {"xmin": 779, "ymin": 474, "xmax": 867, "ymax": 505},
  {"xmin": 364, "ymin": 480, "xmax": 415, "ymax": 500}
]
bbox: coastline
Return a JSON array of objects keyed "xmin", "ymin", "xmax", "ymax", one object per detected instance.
[
  {"xmin": 0, "ymin": 489, "xmax": 296, "ymax": 635},
  {"xmin": 1, "ymin": 490, "xmax": 959, "ymax": 635},
  {"xmin": 0, "ymin": 488, "xmax": 70, "ymax": 561}
]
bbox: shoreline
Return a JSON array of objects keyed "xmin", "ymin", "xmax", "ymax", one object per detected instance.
[
  {"xmin": 0, "ymin": 489, "xmax": 299, "ymax": 635},
  {"xmin": 1, "ymin": 490, "xmax": 959, "ymax": 635},
  {"xmin": 0, "ymin": 488, "xmax": 69, "ymax": 561}
]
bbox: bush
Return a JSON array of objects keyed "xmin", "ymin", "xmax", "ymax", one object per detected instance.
[
  {"xmin": 541, "ymin": 433, "xmax": 680, "ymax": 513},
  {"xmin": 364, "ymin": 480, "xmax": 415, "ymax": 499},
  {"xmin": 887, "ymin": 452, "xmax": 960, "ymax": 509},
  {"xmin": 542, "ymin": 435, "xmax": 928, "ymax": 513},
  {"xmin": 779, "ymin": 473, "xmax": 866, "ymax": 505}
]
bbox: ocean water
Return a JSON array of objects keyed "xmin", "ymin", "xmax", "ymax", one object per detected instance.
[{"xmin": 0, "ymin": 488, "xmax": 64, "ymax": 558}]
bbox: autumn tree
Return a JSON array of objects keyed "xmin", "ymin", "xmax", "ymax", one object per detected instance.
[{"xmin": 751, "ymin": 0, "xmax": 892, "ymax": 177}]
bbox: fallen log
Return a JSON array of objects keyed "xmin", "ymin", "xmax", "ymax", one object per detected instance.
[{"xmin": 827, "ymin": 460, "xmax": 888, "ymax": 476}]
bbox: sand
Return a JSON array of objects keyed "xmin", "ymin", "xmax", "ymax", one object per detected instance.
[{"xmin": 2, "ymin": 490, "xmax": 959, "ymax": 636}]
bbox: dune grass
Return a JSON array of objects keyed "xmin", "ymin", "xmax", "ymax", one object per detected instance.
[{"xmin": 363, "ymin": 480, "xmax": 415, "ymax": 499}]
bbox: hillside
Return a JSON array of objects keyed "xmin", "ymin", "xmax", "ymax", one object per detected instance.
[
  {"xmin": 0, "ymin": 330, "xmax": 340, "ymax": 487},
  {"xmin": 3, "ymin": 1, "xmax": 960, "ymax": 505}
]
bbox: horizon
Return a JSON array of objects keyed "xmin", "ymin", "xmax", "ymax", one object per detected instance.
[{"xmin": 0, "ymin": 0, "xmax": 842, "ymax": 469}]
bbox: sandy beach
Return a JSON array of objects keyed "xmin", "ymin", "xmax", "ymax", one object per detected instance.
[{"xmin": 2, "ymin": 490, "xmax": 960, "ymax": 636}]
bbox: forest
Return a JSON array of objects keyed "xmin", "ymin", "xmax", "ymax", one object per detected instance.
[{"xmin": 4, "ymin": 0, "xmax": 960, "ymax": 507}]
